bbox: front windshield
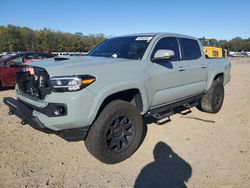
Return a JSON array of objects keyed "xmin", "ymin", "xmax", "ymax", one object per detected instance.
[
  {"xmin": 0, "ymin": 53, "xmax": 16, "ymax": 60},
  {"xmin": 88, "ymin": 36, "xmax": 153, "ymax": 60}
]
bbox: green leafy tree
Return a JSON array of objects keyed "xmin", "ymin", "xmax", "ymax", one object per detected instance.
[
  {"xmin": 1, "ymin": 24, "xmax": 248, "ymax": 52},
  {"xmin": 0, "ymin": 25, "xmax": 106, "ymax": 52}
]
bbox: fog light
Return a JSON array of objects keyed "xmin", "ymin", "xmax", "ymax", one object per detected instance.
[
  {"xmin": 54, "ymin": 109, "xmax": 61, "ymax": 116},
  {"xmin": 53, "ymin": 106, "xmax": 66, "ymax": 116}
]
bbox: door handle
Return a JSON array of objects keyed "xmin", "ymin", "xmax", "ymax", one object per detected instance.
[
  {"xmin": 201, "ymin": 65, "xmax": 207, "ymax": 69},
  {"xmin": 178, "ymin": 67, "xmax": 186, "ymax": 71}
]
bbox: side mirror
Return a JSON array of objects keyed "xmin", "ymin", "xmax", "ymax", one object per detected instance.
[{"xmin": 152, "ymin": 49, "xmax": 175, "ymax": 60}]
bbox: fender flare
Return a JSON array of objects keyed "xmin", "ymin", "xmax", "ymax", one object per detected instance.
[
  {"xmin": 87, "ymin": 82, "xmax": 149, "ymax": 123},
  {"xmin": 205, "ymin": 70, "xmax": 224, "ymax": 92}
]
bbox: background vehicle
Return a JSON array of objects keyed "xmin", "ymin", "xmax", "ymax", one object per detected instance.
[
  {"xmin": 240, "ymin": 52, "xmax": 250, "ymax": 57},
  {"xmin": 229, "ymin": 51, "xmax": 250, "ymax": 57},
  {"xmin": 0, "ymin": 52, "xmax": 56, "ymax": 89},
  {"xmin": 199, "ymin": 38, "xmax": 228, "ymax": 58},
  {"xmin": 4, "ymin": 33, "xmax": 231, "ymax": 164}
]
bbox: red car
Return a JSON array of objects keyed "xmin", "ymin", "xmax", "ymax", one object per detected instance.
[{"xmin": 0, "ymin": 52, "xmax": 56, "ymax": 89}]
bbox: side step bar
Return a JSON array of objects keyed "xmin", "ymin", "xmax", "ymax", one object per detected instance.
[{"xmin": 145, "ymin": 95, "xmax": 202, "ymax": 124}]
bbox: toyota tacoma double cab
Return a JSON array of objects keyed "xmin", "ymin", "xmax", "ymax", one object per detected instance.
[{"xmin": 4, "ymin": 33, "xmax": 231, "ymax": 164}]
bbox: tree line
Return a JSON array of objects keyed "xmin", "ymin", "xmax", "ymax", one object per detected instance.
[
  {"xmin": 205, "ymin": 37, "xmax": 250, "ymax": 52},
  {"xmin": 0, "ymin": 25, "xmax": 106, "ymax": 52},
  {"xmin": 0, "ymin": 25, "xmax": 250, "ymax": 52}
]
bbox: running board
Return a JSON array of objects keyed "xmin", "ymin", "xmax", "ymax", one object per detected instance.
[{"xmin": 145, "ymin": 95, "xmax": 202, "ymax": 123}]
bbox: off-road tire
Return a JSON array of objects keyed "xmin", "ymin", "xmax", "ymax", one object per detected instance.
[
  {"xmin": 197, "ymin": 80, "xmax": 224, "ymax": 113},
  {"xmin": 85, "ymin": 100, "xmax": 144, "ymax": 164}
]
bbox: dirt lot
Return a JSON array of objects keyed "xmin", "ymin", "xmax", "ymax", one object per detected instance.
[{"xmin": 0, "ymin": 58, "xmax": 250, "ymax": 188}]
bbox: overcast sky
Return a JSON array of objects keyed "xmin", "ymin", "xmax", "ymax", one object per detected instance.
[{"xmin": 1, "ymin": 0, "xmax": 250, "ymax": 40}]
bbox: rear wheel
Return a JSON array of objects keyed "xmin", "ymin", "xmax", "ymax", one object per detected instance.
[
  {"xmin": 85, "ymin": 100, "xmax": 144, "ymax": 164},
  {"xmin": 197, "ymin": 80, "xmax": 224, "ymax": 113}
]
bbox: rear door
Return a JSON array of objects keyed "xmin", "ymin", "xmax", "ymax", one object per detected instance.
[{"xmin": 178, "ymin": 38, "xmax": 208, "ymax": 96}]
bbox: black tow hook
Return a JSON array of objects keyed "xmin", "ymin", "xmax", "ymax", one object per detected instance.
[
  {"xmin": 21, "ymin": 120, "xmax": 27, "ymax": 125},
  {"xmin": 8, "ymin": 111, "xmax": 14, "ymax": 115}
]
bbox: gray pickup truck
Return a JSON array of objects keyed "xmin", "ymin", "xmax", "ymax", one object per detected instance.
[{"xmin": 4, "ymin": 33, "xmax": 231, "ymax": 164}]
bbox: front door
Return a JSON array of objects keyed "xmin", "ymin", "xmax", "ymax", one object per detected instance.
[{"xmin": 146, "ymin": 37, "xmax": 187, "ymax": 107}]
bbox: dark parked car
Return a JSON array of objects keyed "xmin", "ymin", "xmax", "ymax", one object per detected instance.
[{"xmin": 0, "ymin": 52, "xmax": 56, "ymax": 89}]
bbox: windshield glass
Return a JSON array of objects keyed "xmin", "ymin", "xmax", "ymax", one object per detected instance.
[
  {"xmin": 88, "ymin": 36, "xmax": 153, "ymax": 60},
  {"xmin": 0, "ymin": 53, "xmax": 16, "ymax": 60}
]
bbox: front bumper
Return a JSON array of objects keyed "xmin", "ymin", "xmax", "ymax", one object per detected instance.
[{"xmin": 3, "ymin": 97, "xmax": 89, "ymax": 141}]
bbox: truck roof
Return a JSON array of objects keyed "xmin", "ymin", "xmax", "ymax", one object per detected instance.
[{"xmin": 117, "ymin": 32, "xmax": 198, "ymax": 40}]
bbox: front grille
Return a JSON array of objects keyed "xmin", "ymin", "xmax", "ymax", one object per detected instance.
[{"xmin": 17, "ymin": 67, "xmax": 52, "ymax": 99}]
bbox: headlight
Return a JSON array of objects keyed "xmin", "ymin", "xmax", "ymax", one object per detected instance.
[{"xmin": 50, "ymin": 75, "xmax": 96, "ymax": 92}]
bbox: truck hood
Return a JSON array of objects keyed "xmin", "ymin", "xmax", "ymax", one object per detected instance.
[{"xmin": 29, "ymin": 56, "xmax": 139, "ymax": 77}]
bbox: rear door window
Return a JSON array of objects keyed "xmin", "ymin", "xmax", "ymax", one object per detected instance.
[
  {"xmin": 180, "ymin": 38, "xmax": 202, "ymax": 60},
  {"xmin": 151, "ymin": 37, "xmax": 180, "ymax": 61}
]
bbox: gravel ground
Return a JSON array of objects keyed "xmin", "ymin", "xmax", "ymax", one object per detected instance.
[{"xmin": 0, "ymin": 58, "xmax": 250, "ymax": 188}]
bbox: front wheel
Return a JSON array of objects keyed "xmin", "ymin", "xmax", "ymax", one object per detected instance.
[{"xmin": 85, "ymin": 100, "xmax": 144, "ymax": 164}]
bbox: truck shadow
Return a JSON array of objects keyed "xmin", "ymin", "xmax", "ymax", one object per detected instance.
[
  {"xmin": 180, "ymin": 116, "xmax": 215, "ymax": 123},
  {"xmin": 134, "ymin": 141, "xmax": 192, "ymax": 188}
]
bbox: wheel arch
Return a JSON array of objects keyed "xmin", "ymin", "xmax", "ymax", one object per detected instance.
[
  {"xmin": 88, "ymin": 86, "xmax": 149, "ymax": 125},
  {"xmin": 205, "ymin": 71, "xmax": 224, "ymax": 92},
  {"xmin": 214, "ymin": 72, "xmax": 224, "ymax": 81}
]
